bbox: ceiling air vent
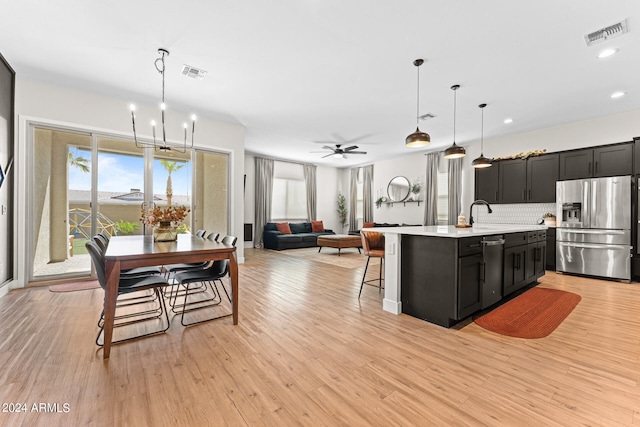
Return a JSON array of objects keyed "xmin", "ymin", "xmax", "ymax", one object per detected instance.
[
  {"xmin": 419, "ymin": 113, "xmax": 436, "ymax": 121},
  {"xmin": 181, "ymin": 64, "xmax": 207, "ymax": 80},
  {"xmin": 584, "ymin": 19, "xmax": 629, "ymax": 46}
]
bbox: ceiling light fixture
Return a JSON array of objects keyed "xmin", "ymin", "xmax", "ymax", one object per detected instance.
[
  {"xmin": 472, "ymin": 103, "xmax": 492, "ymax": 169},
  {"xmin": 611, "ymin": 91, "xmax": 625, "ymax": 99},
  {"xmin": 129, "ymin": 48, "xmax": 196, "ymax": 153},
  {"xmin": 504, "ymin": 118, "xmax": 513, "ymax": 124},
  {"xmin": 444, "ymin": 84, "xmax": 466, "ymax": 159},
  {"xmin": 405, "ymin": 59, "xmax": 430, "ymax": 148},
  {"xmin": 597, "ymin": 48, "xmax": 619, "ymax": 59}
]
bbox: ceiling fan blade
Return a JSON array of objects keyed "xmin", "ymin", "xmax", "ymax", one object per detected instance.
[
  {"xmin": 321, "ymin": 153, "xmax": 335, "ymax": 158},
  {"xmin": 321, "ymin": 145, "xmax": 336, "ymax": 151},
  {"xmin": 347, "ymin": 151, "xmax": 367, "ymax": 154},
  {"xmin": 343, "ymin": 145, "xmax": 359, "ymax": 151}
]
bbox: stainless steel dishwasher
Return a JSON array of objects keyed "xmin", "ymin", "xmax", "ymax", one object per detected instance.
[{"xmin": 481, "ymin": 235, "xmax": 505, "ymax": 309}]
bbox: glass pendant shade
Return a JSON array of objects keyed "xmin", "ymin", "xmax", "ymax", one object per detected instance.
[
  {"xmin": 472, "ymin": 103, "xmax": 492, "ymax": 168},
  {"xmin": 406, "ymin": 59, "xmax": 430, "ymax": 148},
  {"xmin": 444, "ymin": 84, "xmax": 465, "ymax": 159}
]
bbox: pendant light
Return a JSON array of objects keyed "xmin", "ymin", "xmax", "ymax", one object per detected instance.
[
  {"xmin": 443, "ymin": 84, "xmax": 466, "ymax": 159},
  {"xmin": 472, "ymin": 103, "xmax": 493, "ymax": 168},
  {"xmin": 405, "ymin": 59, "xmax": 430, "ymax": 147}
]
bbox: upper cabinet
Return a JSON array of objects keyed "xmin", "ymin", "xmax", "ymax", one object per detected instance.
[
  {"xmin": 527, "ymin": 154, "xmax": 559, "ymax": 202},
  {"xmin": 474, "ymin": 165, "xmax": 499, "ymax": 204},
  {"xmin": 475, "ymin": 154, "xmax": 558, "ymax": 204},
  {"xmin": 559, "ymin": 143, "xmax": 633, "ymax": 180}
]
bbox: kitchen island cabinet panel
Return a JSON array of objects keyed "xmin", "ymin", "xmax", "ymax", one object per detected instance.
[
  {"xmin": 401, "ymin": 235, "xmax": 458, "ymax": 327},
  {"xmin": 458, "ymin": 253, "xmax": 483, "ymax": 319}
]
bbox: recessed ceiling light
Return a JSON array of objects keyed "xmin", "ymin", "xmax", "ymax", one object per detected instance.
[
  {"xmin": 611, "ymin": 91, "xmax": 625, "ymax": 99},
  {"xmin": 597, "ymin": 48, "xmax": 619, "ymax": 59},
  {"xmin": 504, "ymin": 118, "xmax": 513, "ymax": 124}
]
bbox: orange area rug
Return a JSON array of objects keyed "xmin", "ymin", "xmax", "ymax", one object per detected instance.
[
  {"xmin": 49, "ymin": 280, "xmax": 100, "ymax": 292},
  {"xmin": 474, "ymin": 287, "xmax": 581, "ymax": 338}
]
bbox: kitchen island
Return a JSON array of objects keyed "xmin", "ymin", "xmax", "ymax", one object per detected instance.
[{"xmin": 363, "ymin": 224, "xmax": 548, "ymax": 327}]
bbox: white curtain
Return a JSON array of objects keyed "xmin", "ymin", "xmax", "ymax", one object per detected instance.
[
  {"xmin": 423, "ymin": 152, "xmax": 439, "ymax": 226},
  {"xmin": 254, "ymin": 157, "xmax": 274, "ymax": 248},
  {"xmin": 349, "ymin": 168, "xmax": 358, "ymax": 232},
  {"xmin": 303, "ymin": 164, "xmax": 317, "ymax": 221},
  {"xmin": 448, "ymin": 157, "xmax": 462, "ymax": 225},
  {"xmin": 362, "ymin": 165, "xmax": 374, "ymax": 223}
]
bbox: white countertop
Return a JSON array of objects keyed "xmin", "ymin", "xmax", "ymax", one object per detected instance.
[{"xmin": 362, "ymin": 224, "xmax": 547, "ymax": 238}]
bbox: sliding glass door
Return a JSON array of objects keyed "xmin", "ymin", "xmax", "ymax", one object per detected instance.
[{"xmin": 30, "ymin": 124, "xmax": 229, "ymax": 282}]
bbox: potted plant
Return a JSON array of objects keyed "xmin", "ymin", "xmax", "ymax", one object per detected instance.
[
  {"xmin": 375, "ymin": 196, "xmax": 387, "ymax": 208},
  {"xmin": 543, "ymin": 212, "xmax": 556, "ymax": 226},
  {"xmin": 336, "ymin": 193, "xmax": 348, "ymax": 232}
]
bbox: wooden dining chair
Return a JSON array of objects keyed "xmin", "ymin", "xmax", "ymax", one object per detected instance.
[{"xmin": 359, "ymin": 230, "xmax": 385, "ymax": 298}]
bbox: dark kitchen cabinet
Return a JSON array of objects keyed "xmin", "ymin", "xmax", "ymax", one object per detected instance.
[
  {"xmin": 593, "ymin": 144, "xmax": 633, "ymax": 177},
  {"xmin": 527, "ymin": 155, "xmax": 559, "ymax": 202},
  {"xmin": 525, "ymin": 231, "xmax": 546, "ymax": 282},
  {"xmin": 474, "ymin": 165, "xmax": 499, "ymax": 204},
  {"xmin": 546, "ymin": 228, "xmax": 556, "ymax": 270},
  {"xmin": 499, "ymin": 159, "xmax": 527, "ymax": 203},
  {"xmin": 457, "ymin": 253, "xmax": 483, "ymax": 319},
  {"xmin": 503, "ymin": 233, "xmax": 527, "ymax": 296},
  {"xmin": 559, "ymin": 143, "xmax": 633, "ymax": 180},
  {"xmin": 495, "ymin": 154, "xmax": 558, "ymax": 204},
  {"xmin": 634, "ymin": 138, "xmax": 640, "ymax": 175}
]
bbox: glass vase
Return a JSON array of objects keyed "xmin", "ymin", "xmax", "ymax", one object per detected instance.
[{"xmin": 153, "ymin": 221, "xmax": 178, "ymax": 242}]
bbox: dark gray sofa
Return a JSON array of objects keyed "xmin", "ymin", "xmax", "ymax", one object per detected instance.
[{"xmin": 263, "ymin": 222, "xmax": 335, "ymax": 250}]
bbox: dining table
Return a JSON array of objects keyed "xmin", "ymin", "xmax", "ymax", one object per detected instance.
[{"xmin": 102, "ymin": 234, "xmax": 238, "ymax": 359}]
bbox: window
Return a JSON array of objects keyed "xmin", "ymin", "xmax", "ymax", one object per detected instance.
[
  {"xmin": 271, "ymin": 178, "xmax": 307, "ymax": 221},
  {"xmin": 356, "ymin": 169, "xmax": 363, "ymax": 221},
  {"xmin": 437, "ymin": 170, "xmax": 449, "ymax": 225}
]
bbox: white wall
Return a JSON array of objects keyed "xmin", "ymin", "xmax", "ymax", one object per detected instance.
[
  {"xmin": 371, "ymin": 157, "xmax": 426, "ymax": 225},
  {"xmin": 14, "ymin": 77, "xmax": 245, "ymax": 288}
]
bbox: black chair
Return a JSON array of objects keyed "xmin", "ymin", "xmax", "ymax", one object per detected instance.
[
  {"xmin": 359, "ymin": 230, "xmax": 385, "ymax": 298},
  {"xmin": 86, "ymin": 241, "xmax": 171, "ymax": 346},
  {"xmin": 92, "ymin": 235, "xmax": 162, "ymax": 278},
  {"xmin": 172, "ymin": 235, "xmax": 237, "ymax": 326},
  {"xmin": 163, "ymin": 232, "xmax": 220, "ymax": 278}
]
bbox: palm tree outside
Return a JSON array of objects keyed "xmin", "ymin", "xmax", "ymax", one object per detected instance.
[
  {"xmin": 68, "ymin": 150, "xmax": 90, "ymax": 173},
  {"xmin": 159, "ymin": 159, "xmax": 186, "ymax": 206}
]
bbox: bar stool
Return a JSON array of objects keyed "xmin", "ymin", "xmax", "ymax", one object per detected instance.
[{"xmin": 359, "ymin": 230, "xmax": 385, "ymax": 298}]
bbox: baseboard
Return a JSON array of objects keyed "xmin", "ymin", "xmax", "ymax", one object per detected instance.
[{"xmin": 383, "ymin": 298, "xmax": 401, "ymax": 315}]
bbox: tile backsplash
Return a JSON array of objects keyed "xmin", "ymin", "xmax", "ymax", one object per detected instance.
[{"xmin": 473, "ymin": 203, "xmax": 556, "ymax": 225}]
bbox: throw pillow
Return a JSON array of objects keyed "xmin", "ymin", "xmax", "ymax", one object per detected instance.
[
  {"xmin": 275, "ymin": 222, "xmax": 292, "ymax": 234},
  {"xmin": 363, "ymin": 222, "xmax": 375, "ymax": 229},
  {"xmin": 311, "ymin": 220, "xmax": 325, "ymax": 232}
]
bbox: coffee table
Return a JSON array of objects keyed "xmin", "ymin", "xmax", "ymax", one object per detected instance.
[{"xmin": 317, "ymin": 234, "xmax": 362, "ymax": 256}]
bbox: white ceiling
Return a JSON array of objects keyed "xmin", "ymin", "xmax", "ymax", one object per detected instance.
[{"xmin": 2, "ymin": 1, "xmax": 640, "ymax": 167}]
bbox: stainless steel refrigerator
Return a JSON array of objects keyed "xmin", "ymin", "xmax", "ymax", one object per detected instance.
[{"xmin": 556, "ymin": 176, "xmax": 631, "ymax": 281}]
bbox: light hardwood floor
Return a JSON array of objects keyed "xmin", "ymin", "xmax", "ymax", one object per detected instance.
[{"xmin": 0, "ymin": 248, "xmax": 639, "ymax": 426}]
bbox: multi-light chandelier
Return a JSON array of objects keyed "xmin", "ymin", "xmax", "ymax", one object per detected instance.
[{"xmin": 129, "ymin": 48, "xmax": 196, "ymax": 153}]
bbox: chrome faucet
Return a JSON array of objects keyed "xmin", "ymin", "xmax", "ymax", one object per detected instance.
[{"xmin": 469, "ymin": 200, "xmax": 493, "ymax": 226}]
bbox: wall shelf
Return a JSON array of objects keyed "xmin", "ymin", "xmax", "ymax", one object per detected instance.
[{"xmin": 384, "ymin": 200, "xmax": 422, "ymax": 207}]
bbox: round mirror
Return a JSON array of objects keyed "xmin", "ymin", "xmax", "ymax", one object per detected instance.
[{"xmin": 387, "ymin": 176, "xmax": 411, "ymax": 202}]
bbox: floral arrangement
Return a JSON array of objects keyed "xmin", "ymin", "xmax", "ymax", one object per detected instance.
[
  {"xmin": 141, "ymin": 205, "xmax": 190, "ymax": 227},
  {"xmin": 375, "ymin": 196, "xmax": 387, "ymax": 208},
  {"xmin": 493, "ymin": 149, "xmax": 547, "ymax": 160}
]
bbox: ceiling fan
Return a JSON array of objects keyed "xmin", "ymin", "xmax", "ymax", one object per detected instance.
[{"xmin": 312, "ymin": 144, "xmax": 367, "ymax": 159}]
